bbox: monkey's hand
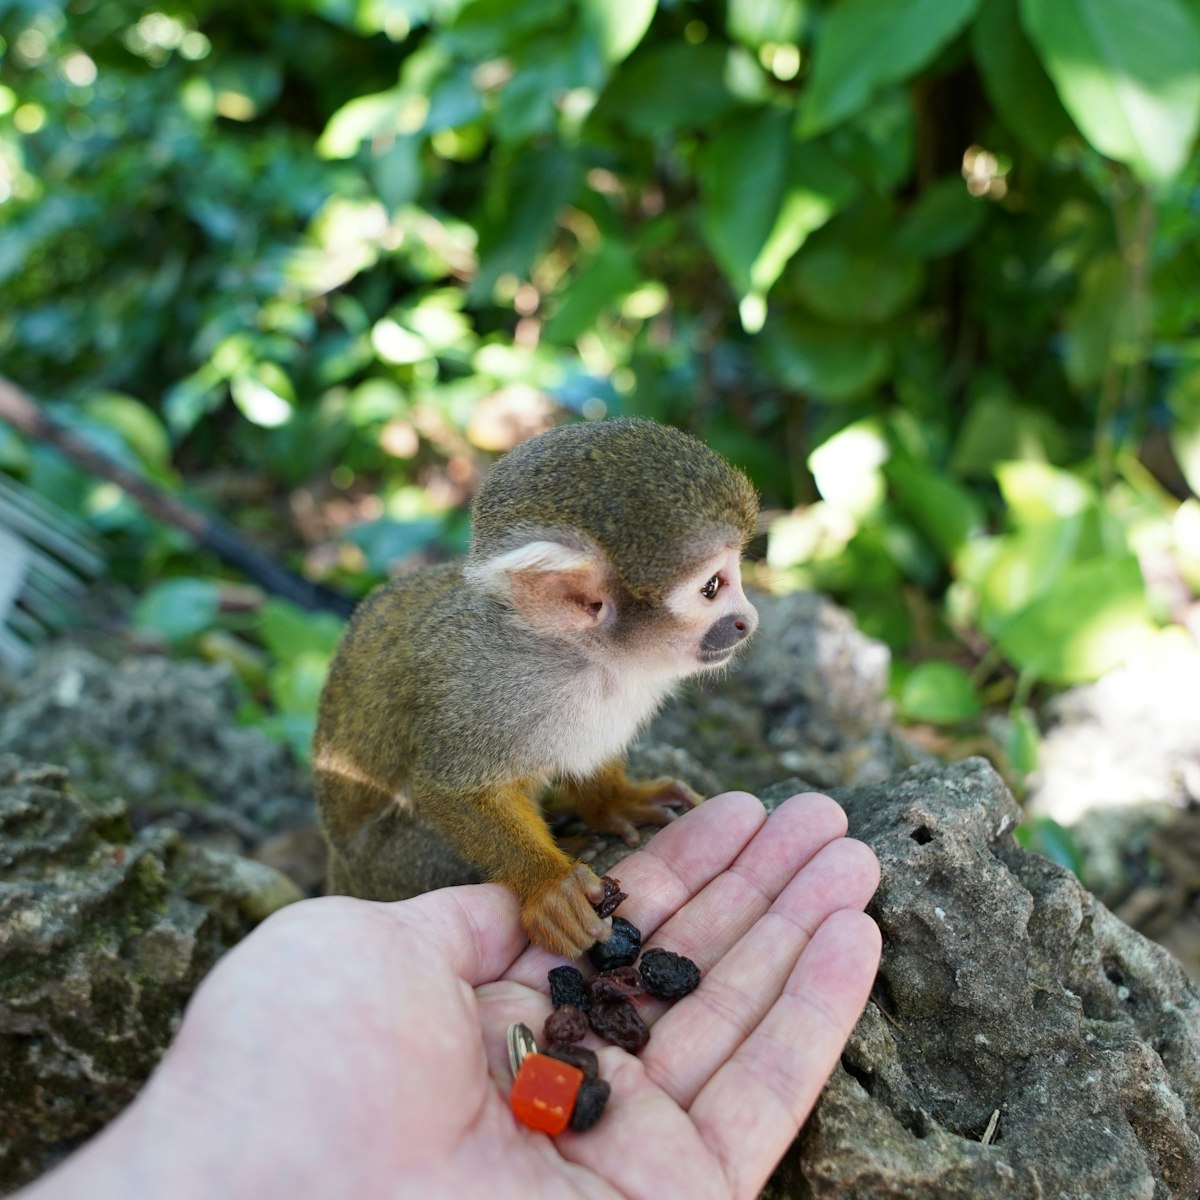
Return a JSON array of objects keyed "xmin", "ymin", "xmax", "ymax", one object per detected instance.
[
  {"xmin": 553, "ymin": 763, "xmax": 703, "ymax": 849},
  {"xmin": 520, "ymin": 863, "xmax": 611, "ymax": 957}
]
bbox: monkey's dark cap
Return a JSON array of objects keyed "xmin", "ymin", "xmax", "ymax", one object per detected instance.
[{"xmin": 469, "ymin": 418, "xmax": 759, "ymax": 595}]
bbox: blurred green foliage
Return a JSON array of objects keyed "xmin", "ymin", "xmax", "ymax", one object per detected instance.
[{"xmin": 3, "ymin": 0, "xmax": 1200, "ymax": 772}]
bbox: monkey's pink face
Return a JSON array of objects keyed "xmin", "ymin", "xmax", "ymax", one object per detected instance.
[{"xmin": 661, "ymin": 544, "xmax": 758, "ymax": 675}]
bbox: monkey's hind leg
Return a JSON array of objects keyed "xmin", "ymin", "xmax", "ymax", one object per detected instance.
[
  {"xmin": 316, "ymin": 769, "xmax": 478, "ymax": 901},
  {"xmin": 548, "ymin": 760, "xmax": 702, "ymax": 849}
]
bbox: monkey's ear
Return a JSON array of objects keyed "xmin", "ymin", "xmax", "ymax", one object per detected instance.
[{"xmin": 465, "ymin": 540, "xmax": 612, "ymax": 634}]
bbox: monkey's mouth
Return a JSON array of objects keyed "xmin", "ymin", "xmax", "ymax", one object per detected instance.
[{"xmin": 697, "ymin": 647, "xmax": 736, "ymax": 666}]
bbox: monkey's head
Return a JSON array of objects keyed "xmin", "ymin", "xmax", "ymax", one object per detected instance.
[{"xmin": 465, "ymin": 418, "xmax": 760, "ymax": 678}]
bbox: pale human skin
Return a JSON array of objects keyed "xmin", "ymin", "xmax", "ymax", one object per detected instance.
[{"xmin": 20, "ymin": 790, "xmax": 881, "ymax": 1200}]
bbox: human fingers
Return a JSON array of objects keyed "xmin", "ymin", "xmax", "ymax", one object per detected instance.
[
  {"xmin": 502, "ymin": 790, "xmax": 770, "ymax": 990},
  {"xmin": 688, "ymin": 908, "xmax": 881, "ymax": 1200},
  {"xmin": 639, "ymin": 835, "xmax": 880, "ymax": 1105}
]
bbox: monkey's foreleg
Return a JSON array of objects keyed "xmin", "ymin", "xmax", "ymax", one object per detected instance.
[{"xmin": 415, "ymin": 775, "xmax": 611, "ymax": 957}]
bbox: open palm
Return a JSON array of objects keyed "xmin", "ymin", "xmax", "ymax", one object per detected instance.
[{"xmin": 25, "ymin": 790, "xmax": 880, "ymax": 1200}]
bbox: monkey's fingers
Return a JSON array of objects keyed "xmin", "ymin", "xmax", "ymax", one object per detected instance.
[{"xmin": 520, "ymin": 864, "xmax": 611, "ymax": 957}]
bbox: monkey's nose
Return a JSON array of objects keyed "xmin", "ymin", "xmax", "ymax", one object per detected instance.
[{"xmin": 701, "ymin": 613, "xmax": 755, "ymax": 654}]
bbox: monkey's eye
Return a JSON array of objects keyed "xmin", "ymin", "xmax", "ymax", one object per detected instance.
[{"xmin": 700, "ymin": 574, "xmax": 720, "ymax": 600}]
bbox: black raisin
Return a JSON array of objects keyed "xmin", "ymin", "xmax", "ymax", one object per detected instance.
[
  {"xmin": 589, "ymin": 964, "xmax": 642, "ymax": 1003},
  {"xmin": 569, "ymin": 1078, "xmax": 612, "ymax": 1132},
  {"xmin": 588, "ymin": 997, "xmax": 649, "ymax": 1053},
  {"xmin": 588, "ymin": 916, "xmax": 642, "ymax": 971},
  {"xmin": 592, "ymin": 875, "xmax": 627, "ymax": 919},
  {"xmin": 548, "ymin": 965, "xmax": 590, "ymax": 1012},
  {"xmin": 544, "ymin": 1043, "xmax": 599, "ymax": 1082},
  {"xmin": 638, "ymin": 947, "xmax": 701, "ymax": 1000},
  {"xmin": 544, "ymin": 1004, "xmax": 588, "ymax": 1045}
]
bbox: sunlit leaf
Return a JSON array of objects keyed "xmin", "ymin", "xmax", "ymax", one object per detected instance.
[
  {"xmin": 581, "ymin": 0, "xmax": 657, "ymax": 63},
  {"xmin": 83, "ymin": 393, "xmax": 171, "ymax": 472},
  {"xmin": 133, "ymin": 578, "xmax": 222, "ymax": 644},
  {"xmin": 1020, "ymin": 0, "xmax": 1200, "ymax": 184},
  {"xmin": 972, "ymin": 0, "xmax": 1073, "ymax": 154},
  {"xmin": 798, "ymin": 0, "xmax": 982, "ymax": 136},
  {"xmin": 899, "ymin": 661, "xmax": 982, "ymax": 724},
  {"xmin": 727, "ymin": 0, "xmax": 808, "ymax": 47},
  {"xmin": 697, "ymin": 108, "xmax": 792, "ymax": 301},
  {"xmin": 993, "ymin": 553, "xmax": 1155, "ymax": 684}
]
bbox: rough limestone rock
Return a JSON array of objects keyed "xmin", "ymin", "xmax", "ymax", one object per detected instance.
[
  {"xmin": 0, "ymin": 646, "xmax": 315, "ymax": 848},
  {"xmin": 760, "ymin": 758, "xmax": 1200, "ymax": 1200},
  {"xmin": 0, "ymin": 756, "xmax": 302, "ymax": 1195}
]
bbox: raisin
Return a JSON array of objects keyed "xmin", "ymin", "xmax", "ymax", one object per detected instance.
[
  {"xmin": 589, "ymin": 964, "xmax": 642, "ymax": 1003},
  {"xmin": 638, "ymin": 947, "xmax": 702, "ymax": 1000},
  {"xmin": 588, "ymin": 997, "xmax": 649, "ymax": 1053},
  {"xmin": 588, "ymin": 916, "xmax": 642, "ymax": 971},
  {"xmin": 544, "ymin": 1004, "xmax": 588, "ymax": 1045},
  {"xmin": 592, "ymin": 875, "xmax": 627, "ymax": 919},
  {"xmin": 544, "ymin": 1043, "xmax": 599, "ymax": 1082},
  {"xmin": 548, "ymin": 965, "xmax": 590, "ymax": 1013},
  {"xmin": 569, "ymin": 1078, "xmax": 612, "ymax": 1132}
]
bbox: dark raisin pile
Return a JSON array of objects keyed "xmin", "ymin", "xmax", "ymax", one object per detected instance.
[
  {"xmin": 588, "ymin": 916, "xmax": 641, "ymax": 970},
  {"xmin": 588, "ymin": 998, "xmax": 649, "ymax": 1053},
  {"xmin": 638, "ymin": 947, "xmax": 702, "ymax": 1000},
  {"xmin": 548, "ymin": 965, "xmax": 590, "ymax": 1012},
  {"xmin": 544, "ymin": 1004, "xmax": 588, "ymax": 1045}
]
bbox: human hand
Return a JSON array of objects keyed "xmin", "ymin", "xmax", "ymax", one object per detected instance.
[{"xmin": 23, "ymin": 790, "xmax": 880, "ymax": 1200}]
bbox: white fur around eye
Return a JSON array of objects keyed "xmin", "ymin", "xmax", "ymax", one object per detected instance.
[{"xmin": 665, "ymin": 558, "xmax": 727, "ymax": 616}]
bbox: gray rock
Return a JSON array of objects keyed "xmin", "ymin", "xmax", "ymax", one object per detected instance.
[
  {"xmin": 0, "ymin": 646, "xmax": 316, "ymax": 846},
  {"xmin": 763, "ymin": 758, "xmax": 1200, "ymax": 1200},
  {"xmin": 0, "ymin": 755, "xmax": 301, "ymax": 1195}
]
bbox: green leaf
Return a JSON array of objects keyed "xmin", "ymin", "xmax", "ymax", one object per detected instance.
[
  {"xmin": 1016, "ymin": 815, "xmax": 1083, "ymax": 876},
  {"xmin": 886, "ymin": 455, "xmax": 985, "ymax": 560},
  {"xmin": 1019, "ymin": 0, "xmax": 1200, "ymax": 184},
  {"xmin": 895, "ymin": 178, "xmax": 987, "ymax": 259},
  {"xmin": 82, "ymin": 393, "xmax": 171, "ymax": 473},
  {"xmin": 697, "ymin": 108, "xmax": 793, "ymax": 300},
  {"xmin": 598, "ymin": 42, "xmax": 736, "ymax": 136},
  {"xmin": 794, "ymin": 227, "xmax": 924, "ymax": 323},
  {"xmin": 1006, "ymin": 704, "xmax": 1041, "ymax": 779},
  {"xmin": 259, "ymin": 599, "xmax": 345, "ymax": 664},
  {"xmin": 798, "ymin": 0, "xmax": 982, "ymax": 137},
  {"xmin": 972, "ymin": 0, "xmax": 1073, "ymax": 155},
  {"xmin": 763, "ymin": 320, "xmax": 891, "ymax": 401},
  {"xmin": 728, "ymin": 0, "xmax": 808, "ymax": 47},
  {"xmin": 742, "ymin": 140, "xmax": 861, "ymax": 330},
  {"xmin": 471, "ymin": 146, "xmax": 582, "ymax": 300},
  {"xmin": 347, "ymin": 517, "xmax": 446, "ymax": 573},
  {"xmin": 995, "ymin": 461, "xmax": 1095, "ymax": 525},
  {"xmin": 133, "ymin": 579, "xmax": 222, "ymax": 644},
  {"xmin": 546, "ymin": 241, "xmax": 641, "ymax": 343},
  {"xmin": 1166, "ymin": 364, "xmax": 1200, "ymax": 495},
  {"xmin": 993, "ymin": 554, "xmax": 1155, "ymax": 684},
  {"xmin": 581, "ymin": 0, "xmax": 657, "ymax": 63},
  {"xmin": 230, "ymin": 363, "xmax": 296, "ymax": 429},
  {"xmin": 899, "ymin": 661, "xmax": 982, "ymax": 724},
  {"xmin": 1063, "ymin": 255, "xmax": 1133, "ymax": 391}
]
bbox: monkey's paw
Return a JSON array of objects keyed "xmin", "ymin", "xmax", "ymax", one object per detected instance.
[
  {"xmin": 592, "ymin": 777, "xmax": 703, "ymax": 848},
  {"xmin": 521, "ymin": 864, "xmax": 611, "ymax": 958}
]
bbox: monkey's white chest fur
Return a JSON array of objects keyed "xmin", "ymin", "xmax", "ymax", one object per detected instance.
[{"xmin": 536, "ymin": 664, "xmax": 677, "ymax": 779}]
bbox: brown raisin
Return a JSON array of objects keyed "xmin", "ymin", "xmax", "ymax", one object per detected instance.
[
  {"xmin": 569, "ymin": 1078, "xmax": 612, "ymax": 1132},
  {"xmin": 544, "ymin": 1004, "xmax": 588, "ymax": 1045},
  {"xmin": 548, "ymin": 965, "xmax": 590, "ymax": 1012},
  {"xmin": 544, "ymin": 1043, "xmax": 599, "ymax": 1082},
  {"xmin": 588, "ymin": 916, "xmax": 641, "ymax": 971},
  {"xmin": 588, "ymin": 997, "xmax": 649, "ymax": 1053},
  {"xmin": 592, "ymin": 875, "xmax": 627, "ymax": 919},
  {"xmin": 589, "ymin": 964, "xmax": 642, "ymax": 1003},
  {"xmin": 638, "ymin": 947, "xmax": 701, "ymax": 1000}
]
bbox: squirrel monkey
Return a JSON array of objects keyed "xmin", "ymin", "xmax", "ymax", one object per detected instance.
[{"xmin": 313, "ymin": 418, "xmax": 759, "ymax": 956}]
